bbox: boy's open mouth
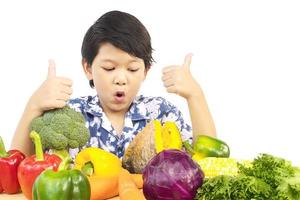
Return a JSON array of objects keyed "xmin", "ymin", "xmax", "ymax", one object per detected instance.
[
  {"xmin": 116, "ymin": 91, "xmax": 125, "ymax": 97},
  {"xmin": 114, "ymin": 91, "xmax": 125, "ymax": 103}
]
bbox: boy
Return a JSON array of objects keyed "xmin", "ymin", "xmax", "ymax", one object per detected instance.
[{"xmin": 11, "ymin": 10, "xmax": 216, "ymax": 158}]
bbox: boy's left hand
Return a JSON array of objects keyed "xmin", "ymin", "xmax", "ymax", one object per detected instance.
[{"xmin": 162, "ymin": 54, "xmax": 201, "ymax": 99}]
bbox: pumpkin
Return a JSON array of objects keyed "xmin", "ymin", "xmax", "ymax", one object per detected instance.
[{"xmin": 122, "ymin": 120, "xmax": 183, "ymax": 173}]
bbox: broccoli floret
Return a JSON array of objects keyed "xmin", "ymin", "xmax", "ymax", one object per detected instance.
[
  {"xmin": 70, "ymin": 122, "xmax": 90, "ymax": 147},
  {"xmin": 39, "ymin": 126, "xmax": 68, "ymax": 150},
  {"xmin": 30, "ymin": 106, "xmax": 90, "ymax": 151},
  {"xmin": 65, "ymin": 109, "xmax": 85, "ymax": 124},
  {"xmin": 49, "ymin": 114, "xmax": 73, "ymax": 136},
  {"xmin": 42, "ymin": 110, "xmax": 56, "ymax": 125},
  {"xmin": 30, "ymin": 117, "xmax": 44, "ymax": 133}
]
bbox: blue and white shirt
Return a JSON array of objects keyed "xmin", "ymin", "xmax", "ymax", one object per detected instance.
[{"xmin": 67, "ymin": 95, "xmax": 192, "ymax": 159}]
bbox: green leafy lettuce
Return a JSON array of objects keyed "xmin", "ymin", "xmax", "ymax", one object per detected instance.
[{"xmin": 196, "ymin": 154, "xmax": 300, "ymax": 200}]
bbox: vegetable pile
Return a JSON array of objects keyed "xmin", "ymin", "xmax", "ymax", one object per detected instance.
[
  {"xmin": 3, "ymin": 110, "xmax": 300, "ymax": 200},
  {"xmin": 196, "ymin": 154, "xmax": 300, "ymax": 200}
]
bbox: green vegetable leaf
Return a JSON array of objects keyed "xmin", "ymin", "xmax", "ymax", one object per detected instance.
[
  {"xmin": 238, "ymin": 154, "xmax": 295, "ymax": 188},
  {"xmin": 196, "ymin": 175, "xmax": 234, "ymax": 200},
  {"xmin": 276, "ymin": 171, "xmax": 300, "ymax": 200}
]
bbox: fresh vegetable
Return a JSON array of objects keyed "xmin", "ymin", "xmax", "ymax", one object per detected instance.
[
  {"xmin": 74, "ymin": 147, "xmax": 144, "ymax": 200},
  {"xmin": 238, "ymin": 153, "xmax": 296, "ymax": 188},
  {"xmin": 143, "ymin": 149, "xmax": 204, "ymax": 200},
  {"xmin": 32, "ymin": 157, "xmax": 90, "ymax": 200},
  {"xmin": 81, "ymin": 164, "xmax": 144, "ymax": 198},
  {"xmin": 196, "ymin": 153, "xmax": 300, "ymax": 200},
  {"xmin": 183, "ymin": 135, "xmax": 230, "ymax": 159},
  {"xmin": 155, "ymin": 121, "xmax": 182, "ymax": 153},
  {"xmin": 122, "ymin": 120, "xmax": 183, "ymax": 173},
  {"xmin": 131, "ymin": 173, "xmax": 143, "ymax": 188},
  {"xmin": 74, "ymin": 147, "xmax": 122, "ymax": 200},
  {"xmin": 276, "ymin": 171, "xmax": 300, "ymax": 200},
  {"xmin": 0, "ymin": 136, "xmax": 25, "ymax": 194},
  {"xmin": 30, "ymin": 106, "xmax": 90, "ymax": 151},
  {"xmin": 87, "ymin": 176, "xmax": 119, "ymax": 200},
  {"xmin": 195, "ymin": 157, "xmax": 251, "ymax": 178},
  {"xmin": 74, "ymin": 147, "xmax": 122, "ymax": 178},
  {"xmin": 119, "ymin": 168, "xmax": 145, "ymax": 200},
  {"xmin": 18, "ymin": 131, "xmax": 61, "ymax": 200},
  {"xmin": 196, "ymin": 175, "xmax": 272, "ymax": 200},
  {"xmin": 238, "ymin": 153, "xmax": 300, "ymax": 199}
]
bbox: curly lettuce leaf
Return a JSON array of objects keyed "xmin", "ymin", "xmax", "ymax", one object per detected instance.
[
  {"xmin": 196, "ymin": 175, "xmax": 272, "ymax": 200},
  {"xmin": 238, "ymin": 154, "xmax": 295, "ymax": 188},
  {"xmin": 275, "ymin": 171, "xmax": 300, "ymax": 200},
  {"xmin": 196, "ymin": 175, "xmax": 234, "ymax": 200}
]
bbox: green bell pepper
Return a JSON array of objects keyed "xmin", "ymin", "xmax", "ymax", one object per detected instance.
[
  {"xmin": 32, "ymin": 157, "xmax": 90, "ymax": 200},
  {"xmin": 183, "ymin": 135, "xmax": 230, "ymax": 159}
]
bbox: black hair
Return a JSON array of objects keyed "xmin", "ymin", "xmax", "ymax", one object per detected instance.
[{"xmin": 81, "ymin": 10, "xmax": 154, "ymax": 70}]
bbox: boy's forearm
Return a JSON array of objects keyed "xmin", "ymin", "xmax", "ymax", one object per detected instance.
[
  {"xmin": 11, "ymin": 103, "xmax": 42, "ymax": 156},
  {"xmin": 187, "ymin": 88, "xmax": 217, "ymax": 143}
]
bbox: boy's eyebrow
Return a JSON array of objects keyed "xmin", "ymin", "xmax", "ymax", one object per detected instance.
[{"xmin": 101, "ymin": 58, "xmax": 139, "ymax": 64}]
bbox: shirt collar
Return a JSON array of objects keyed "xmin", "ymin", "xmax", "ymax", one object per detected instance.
[
  {"xmin": 127, "ymin": 95, "xmax": 150, "ymax": 121},
  {"xmin": 84, "ymin": 95, "xmax": 103, "ymax": 117},
  {"xmin": 85, "ymin": 95, "xmax": 150, "ymax": 121}
]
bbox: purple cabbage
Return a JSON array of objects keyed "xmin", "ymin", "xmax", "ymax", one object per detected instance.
[{"xmin": 143, "ymin": 149, "xmax": 204, "ymax": 200}]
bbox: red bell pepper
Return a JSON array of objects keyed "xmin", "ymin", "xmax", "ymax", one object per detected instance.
[
  {"xmin": 0, "ymin": 136, "xmax": 25, "ymax": 194},
  {"xmin": 18, "ymin": 131, "xmax": 61, "ymax": 200}
]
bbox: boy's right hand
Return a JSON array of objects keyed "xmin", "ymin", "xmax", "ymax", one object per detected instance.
[{"xmin": 27, "ymin": 59, "xmax": 73, "ymax": 115}]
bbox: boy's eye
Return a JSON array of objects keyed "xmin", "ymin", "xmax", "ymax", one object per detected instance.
[
  {"xmin": 128, "ymin": 68, "xmax": 139, "ymax": 72},
  {"xmin": 102, "ymin": 67, "xmax": 115, "ymax": 71}
]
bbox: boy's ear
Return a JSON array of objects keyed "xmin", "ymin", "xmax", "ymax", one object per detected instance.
[{"xmin": 82, "ymin": 58, "xmax": 93, "ymax": 80}]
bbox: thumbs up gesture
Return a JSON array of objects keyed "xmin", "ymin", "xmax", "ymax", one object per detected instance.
[
  {"xmin": 28, "ymin": 60, "xmax": 73, "ymax": 114},
  {"xmin": 162, "ymin": 54, "xmax": 200, "ymax": 99}
]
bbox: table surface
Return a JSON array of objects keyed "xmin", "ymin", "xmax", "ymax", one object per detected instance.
[{"xmin": 0, "ymin": 193, "xmax": 120, "ymax": 199}]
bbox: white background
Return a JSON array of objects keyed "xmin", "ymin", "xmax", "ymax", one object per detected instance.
[{"xmin": 0, "ymin": 1, "xmax": 299, "ymax": 164}]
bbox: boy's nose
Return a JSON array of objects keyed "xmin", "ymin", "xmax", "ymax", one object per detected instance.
[{"xmin": 113, "ymin": 72, "xmax": 127, "ymax": 85}]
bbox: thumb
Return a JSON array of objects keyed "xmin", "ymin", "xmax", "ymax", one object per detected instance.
[
  {"xmin": 183, "ymin": 53, "xmax": 193, "ymax": 70},
  {"xmin": 47, "ymin": 59, "xmax": 56, "ymax": 79}
]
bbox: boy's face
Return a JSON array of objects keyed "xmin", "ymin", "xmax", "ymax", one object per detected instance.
[{"xmin": 83, "ymin": 42, "xmax": 147, "ymax": 115}]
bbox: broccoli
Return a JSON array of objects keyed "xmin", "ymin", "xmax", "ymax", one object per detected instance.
[{"xmin": 30, "ymin": 106, "xmax": 90, "ymax": 151}]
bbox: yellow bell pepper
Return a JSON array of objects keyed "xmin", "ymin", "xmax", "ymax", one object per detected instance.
[
  {"xmin": 74, "ymin": 147, "xmax": 143, "ymax": 200},
  {"xmin": 74, "ymin": 147, "xmax": 121, "ymax": 178}
]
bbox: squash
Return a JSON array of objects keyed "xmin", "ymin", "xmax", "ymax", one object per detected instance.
[{"xmin": 122, "ymin": 120, "xmax": 182, "ymax": 173}]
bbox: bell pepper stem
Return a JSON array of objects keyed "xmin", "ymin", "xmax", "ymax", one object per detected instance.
[
  {"xmin": 81, "ymin": 162, "xmax": 94, "ymax": 176},
  {"xmin": 58, "ymin": 156, "xmax": 73, "ymax": 171},
  {"xmin": 51, "ymin": 149, "xmax": 70, "ymax": 160},
  {"xmin": 30, "ymin": 131, "xmax": 44, "ymax": 161},
  {"xmin": 0, "ymin": 136, "xmax": 9, "ymax": 158},
  {"xmin": 183, "ymin": 140, "xmax": 195, "ymax": 156}
]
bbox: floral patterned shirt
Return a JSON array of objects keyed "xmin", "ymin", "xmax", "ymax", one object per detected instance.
[{"xmin": 67, "ymin": 95, "xmax": 192, "ymax": 159}]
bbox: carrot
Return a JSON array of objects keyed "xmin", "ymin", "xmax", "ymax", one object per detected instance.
[
  {"xmin": 130, "ymin": 173, "xmax": 143, "ymax": 188},
  {"xmin": 119, "ymin": 169, "xmax": 145, "ymax": 200},
  {"xmin": 88, "ymin": 176, "xmax": 119, "ymax": 200}
]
